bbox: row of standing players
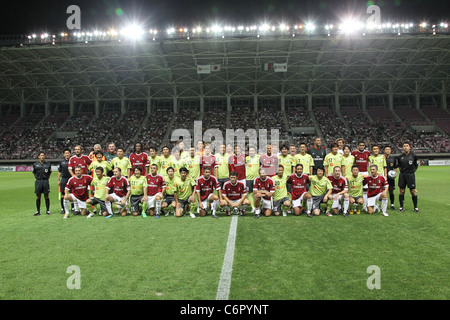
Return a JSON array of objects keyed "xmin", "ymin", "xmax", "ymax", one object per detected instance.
[{"xmin": 32, "ymin": 137, "xmax": 419, "ymax": 218}]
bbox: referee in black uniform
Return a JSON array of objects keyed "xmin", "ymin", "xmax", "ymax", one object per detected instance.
[
  {"xmin": 58, "ymin": 148, "xmax": 72, "ymax": 214},
  {"xmin": 396, "ymin": 142, "xmax": 420, "ymax": 213},
  {"xmin": 384, "ymin": 145, "xmax": 397, "ymax": 210},
  {"xmin": 32, "ymin": 151, "xmax": 52, "ymax": 216}
]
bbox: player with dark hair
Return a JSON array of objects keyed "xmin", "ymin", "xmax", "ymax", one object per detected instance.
[
  {"xmin": 308, "ymin": 137, "xmax": 327, "ymax": 175},
  {"xmin": 253, "ymin": 168, "xmax": 275, "ymax": 218},
  {"xmin": 58, "ymin": 148, "xmax": 72, "ymax": 214},
  {"xmin": 32, "ymin": 151, "xmax": 52, "ymax": 216},
  {"xmin": 384, "ymin": 145, "xmax": 397, "ymax": 210},
  {"xmin": 128, "ymin": 166, "xmax": 148, "ymax": 216},
  {"xmin": 287, "ymin": 163, "xmax": 313, "ymax": 217},
  {"xmin": 396, "ymin": 142, "xmax": 420, "ymax": 213},
  {"xmin": 129, "ymin": 142, "xmax": 149, "ymax": 176},
  {"xmin": 174, "ymin": 167, "xmax": 196, "ymax": 218},
  {"xmin": 68, "ymin": 145, "xmax": 92, "ymax": 176},
  {"xmin": 195, "ymin": 166, "xmax": 223, "ymax": 218},
  {"xmin": 63, "ymin": 165, "xmax": 93, "ymax": 219},
  {"xmin": 363, "ymin": 165, "xmax": 389, "ymax": 216},
  {"xmin": 105, "ymin": 167, "xmax": 131, "ymax": 218},
  {"xmin": 222, "ymin": 171, "xmax": 250, "ymax": 216}
]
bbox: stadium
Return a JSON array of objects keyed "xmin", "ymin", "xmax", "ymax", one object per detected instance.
[{"xmin": 0, "ymin": 0, "xmax": 449, "ymax": 306}]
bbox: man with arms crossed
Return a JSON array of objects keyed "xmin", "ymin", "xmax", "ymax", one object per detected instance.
[{"xmin": 58, "ymin": 148, "xmax": 72, "ymax": 214}]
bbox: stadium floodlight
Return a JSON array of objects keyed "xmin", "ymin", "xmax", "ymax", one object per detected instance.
[
  {"xmin": 237, "ymin": 25, "xmax": 244, "ymax": 31},
  {"xmin": 339, "ymin": 18, "xmax": 363, "ymax": 34},
  {"xmin": 258, "ymin": 24, "xmax": 269, "ymax": 32},
  {"xmin": 120, "ymin": 23, "xmax": 145, "ymax": 40},
  {"xmin": 304, "ymin": 23, "xmax": 315, "ymax": 31},
  {"xmin": 167, "ymin": 27, "xmax": 175, "ymax": 35}
]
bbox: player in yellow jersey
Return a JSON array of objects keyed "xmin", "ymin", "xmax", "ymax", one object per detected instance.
[
  {"xmin": 341, "ymin": 145, "xmax": 355, "ymax": 179},
  {"xmin": 369, "ymin": 144, "xmax": 387, "ymax": 177},
  {"xmin": 128, "ymin": 167, "xmax": 148, "ymax": 216},
  {"xmin": 158, "ymin": 146, "xmax": 173, "ymax": 179},
  {"xmin": 347, "ymin": 165, "xmax": 365, "ymax": 214},
  {"xmin": 215, "ymin": 144, "xmax": 230, "ymax": 188},
  {"xmin": 309, "ymin": 166, "xmax": 333, "ymax": 216},
  {"xmin": 86, "ymin": 167, "xmax": 110, "ymax": 217},
  {"xmin": 245, "ymin": 145, "xmax": 260, "ymax": 213},
  {"xmin": 174, "ymin": 167, "xmax": 196, "ymax": 218},
  {"xmin": 272, "ymin": 165, "xmax": 291, "ymax": 216},
  {"xmin": 162, "ymin": 166, "xmax": 177, "ymax": 216},
  {"xmin": 323, "ymin": 143, "xmax": 345, "ymax": 176},
  {"xmin": 293, "ymin": 142, "xmax": 315, "ymax": 175},
  {"xmin": 110, "ymin": 147, "xmax": 132, "ymax": 178}
]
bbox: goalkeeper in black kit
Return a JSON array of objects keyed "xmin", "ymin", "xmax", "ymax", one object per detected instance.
[{"xmin": 396, "ymin": 142, "xmax": 419, "ymax": 213}]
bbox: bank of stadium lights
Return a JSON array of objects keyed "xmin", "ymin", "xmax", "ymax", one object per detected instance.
[{"xmin": 23, "ymin": 18, "xmax": 450, "ymax": 45}]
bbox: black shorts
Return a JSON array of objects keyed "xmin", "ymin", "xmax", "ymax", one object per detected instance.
[
  {"xmin": 59, "ymin": 177, "xmax": 70, "ymax": 191},
  {"xmin": 89, "ymin": 197, "xmax": 107, "ymax": 213},
  {"xmin": 130, "ymin": 195, "xmax": 144, "ymax": 212},
  {"xmin": 163, "ymin": 194, "xmax": 176, "ymax": 205},
  {"xmin": 387, "ymin": 177, "xmax": 396, "ymax": 191},
  {"xmin": 35, "ymin": 180, "xmax": 50, "ymax": 194},
  {"xmin": 246, "ymin": 180, "xmax": 254, "ymax": 193},
  {"xmin": 398, "ymin": 172, "xmax": 416, "ymax": 190}
]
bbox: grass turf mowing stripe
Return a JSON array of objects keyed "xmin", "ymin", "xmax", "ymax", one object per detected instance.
[{"xmin": 216, "ymin": 215, "xmax": 238, "ymax": 300}]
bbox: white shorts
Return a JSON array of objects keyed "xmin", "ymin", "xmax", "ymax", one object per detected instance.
[
  {"xmin": 147, "ymin": 193, "xmax": 163, "ymax": 208},
  {"xmin": 197, "ymin": 193, "xmax": 214, "ymax": 213},
  {"xmin": 330, "ymin": 194, "xmax": 343, "ymax": 209},
  {"xmin": 110, "ymin": 193, "xmax": 128, "ymax": 208},
  {"xmin": 260, "ymin": 198, "xmax": 273, "ymax": 210},
  {"xmin": 367, "ymin": 193, "xmax": 383, "ymax": 207},
  {"xmin": 225, "ymin": 199, "xmax": 246, "ymax": 209},
  {"xmin": 292, "ymin": 194, "xmax": 306, "ymax": 208},
  {"xmin": 68, "ymin": 193, "xmax": 87, "ymax": 209}
]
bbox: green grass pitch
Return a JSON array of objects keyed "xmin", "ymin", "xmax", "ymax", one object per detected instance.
[{"xmin": 0, "ymin": 166, "xmax": 449, "ymax": 300}]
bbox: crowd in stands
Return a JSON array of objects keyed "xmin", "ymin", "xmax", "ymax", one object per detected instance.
[{"xmin": 0, "ymin": 104, "xmax": 449, "ymax": 160}]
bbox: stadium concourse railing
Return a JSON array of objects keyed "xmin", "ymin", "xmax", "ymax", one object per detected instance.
[{"xmin": 2, "ymin": 153, "xmax": 450, "ymax": 172}]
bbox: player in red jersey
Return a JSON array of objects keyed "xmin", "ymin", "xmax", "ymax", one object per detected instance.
[
  {"xmin": 222, "ymin": 171, "xmax": 250, "ymax": 216},
  {"xmin": 195, "ymin": 167, "xmax": 224, "ymax": 218},
  {"xmin": 144, "ymin": 164, "xmax": 166, "ymax": 218},
  {"xmin": 129, "ymin": 142, "xmax": 149, "ymax": 176},
  {"xmin": 259, "ymin": 144, "xmax": 278, "ymax": 177},
  {"xmin": 253, "ymin": 168, "xmax": 275, "ymax": 218},
  {"xmin": 228, "ymin": 145, "xmax": 246, "ymax": 184},
  {"xmin": 363, "ymin": 165, "xmax": 389, "ymax": 216},
  {"xmin": 351, "ymin": 140, "xmax": 371, "ymax": 211},
  {"xmin": 63, "ymin": 166, "xmax": 93, "ymax": 219},
  {"xmin": 286, "ymin": 164, "xmax": 312, "ymax": 216},
  {"xmin": 68, "ymin": 145, "xmax": 92, "ymax": 176},
  {"xmin": 326, "ymin": 166, "xmax": 350, "ymax": 217},
  {"xmin": 104, "ymin": 167, "xmax": 131, "ymax": 218},
  {"xmin": 200, "ymin": 143, "xmax": 218, "ymax": 177}
]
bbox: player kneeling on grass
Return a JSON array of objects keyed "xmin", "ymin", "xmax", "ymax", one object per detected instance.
[
  {"xmin": 326, "ymin": 166, "xmax": 350, "ymax": 217},
  {"xmin": 287, "ymin": 163, "xmax": 313, "ymax": 217},
  {"xmin": 86, "ymin": 167, "xmax": 110, "ymax": 218},
  {"xmin": 174, "ymin": 167, "xmax": 196, "ymax": 218},
  {"xmin": 105, "ymin": 167, "xmax": 131, "ymax": 218},
  {"xmin": 253, "ymin": 168, "xmax": 275, "ymax": 218},
  {"xmin": 143, "ymin": 164, "xmax": 166, "ymax": 218},
  {"xmin": 222, "ymin": 171, "xmax": 250, "ymax": 216},
  {"xmin": 347, "ymin": 165, "xmax": 365, "ymax": 215},
  {"xmin": 63, "ymin": 166, "xmax": 93, "ymax": 219},
  {"xmin": 128, "ymin": 167, "xmax": 148, "ymax": 216},
  {"xmin": 272, "ymin": 165, "xmax": 292, "ymax": 217},
  {"xmin": 309, "ymin": 166, "xmax": 333, "ymax": 217},
  {"xmin": 196, "ymin": 167, "xmax": 224, "ymax": 218},
  {"xmin": 363, "ymin": 165, "xmax": 389, "ymax": 216}
]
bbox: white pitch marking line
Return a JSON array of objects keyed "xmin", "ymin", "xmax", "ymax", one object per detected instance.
[{"xmin": 216, "ymin": 215, "xmax": 238, "ymax": 300}]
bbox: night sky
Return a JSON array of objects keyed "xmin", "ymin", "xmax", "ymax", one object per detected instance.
[{"xmin": 0, "ymin": 0, "xmax": 448, "ymax": 34}]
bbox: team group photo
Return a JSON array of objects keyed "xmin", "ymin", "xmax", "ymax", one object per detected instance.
[{"xmin": 1, "ymin": 0, "xmax": 448, "ymax": 304}]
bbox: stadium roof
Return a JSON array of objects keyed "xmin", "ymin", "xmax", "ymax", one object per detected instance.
[{"xmin": 0, "ymin": 33, "xmax": 449, "ymax": 105}]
